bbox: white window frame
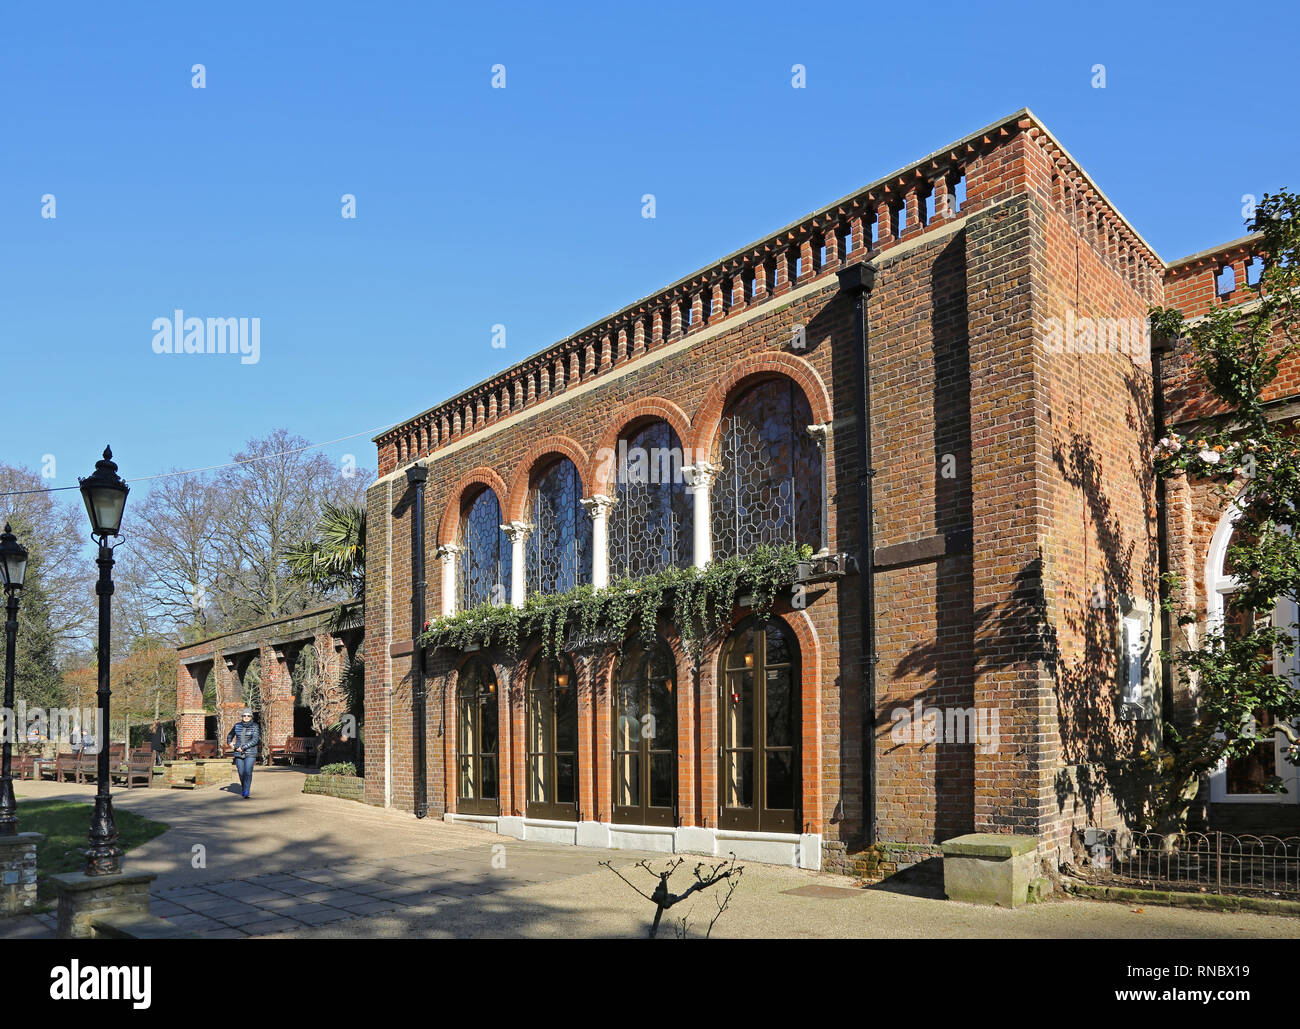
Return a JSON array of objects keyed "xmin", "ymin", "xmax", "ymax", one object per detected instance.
[
  {"xmin": 1116, "ymin": 595, "xmax": 1156, "ymax": 721},
  {"xmin": 1205, "ymin": 501, "xmax": 1300, "ymax": 803}
]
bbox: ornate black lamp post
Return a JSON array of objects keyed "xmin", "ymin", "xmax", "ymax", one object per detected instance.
[
  {"xmin": 0, "ymin": 523, "xmax": 29, "ymax": 837},
  {"xmin": 78, "ymin": 446, "xmax": 129, "ymax": 875}
]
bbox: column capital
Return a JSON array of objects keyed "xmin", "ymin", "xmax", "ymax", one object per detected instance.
[
  {"xmin": 499, "ymin": 521, "xmax": 532, "ymax": 544},
  {"xmin": 435, "ymin": 542, "xmax": 461, "ymax": 561},
  {"xmin": 580, "ymin": 494, "xmax": 617, "ymax": 518},
  {"xmin": 683, "ymin": 461, "xmax": 721, "ymax": 490},
  {"xmin": 806, "ymin": 422, "xmax": 832, "ymax": 448}
]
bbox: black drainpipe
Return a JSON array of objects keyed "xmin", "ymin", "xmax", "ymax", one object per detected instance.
[
  {"xmin": 837, "ymin": 261, "xmax": 879, "ymax": 847},
  {"xmin": 1150, "ymin": 328, "xmax": 1175, "ymax": 725},
  {"xmin": 407, "ymin": 462, "xmax": 429, "ymax": 819}
]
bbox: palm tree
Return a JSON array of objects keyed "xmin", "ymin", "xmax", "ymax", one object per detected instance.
[
  {"xmin": 285, "ymin": 502, "xmax": 365, "ymax": 608},
  {"xmin": 287, "ymin": 503, "xmax": 367, "ymax": 751}
]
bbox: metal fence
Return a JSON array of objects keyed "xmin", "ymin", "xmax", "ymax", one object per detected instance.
[{"xmin": 1083, "ymin": 830, "xmax": 1300, "ymax": 898}]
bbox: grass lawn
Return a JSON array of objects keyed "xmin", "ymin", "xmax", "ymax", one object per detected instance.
[{"xmin": 16, "ymin": 797, "xmax": 169, "ymax": 900}]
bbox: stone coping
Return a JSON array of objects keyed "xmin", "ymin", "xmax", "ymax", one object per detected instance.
[
  {"xmin": 162, "ymin": 758, "xmax": 228, "ymax": 765},
  {"xmin": 92, "ymin": 912, "xmax": 201, "ymax": 939},
  {"xmin": 0, "ymin": 831, "xmax": 44, "ymax": 849},
  {"xmin": 1065, "ymin": 880, "xmax": 1300, "ymax": 917},
  {"xmin": 49, "ymin": 870, "xmax": 157, "ymax": 893},
  {"xmin": 941, "ymin": 833, "xmax": 1039, "ymax": 859}
]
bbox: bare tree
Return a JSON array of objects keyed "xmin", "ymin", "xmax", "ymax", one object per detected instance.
[
  {"xmin": 0, "ymin": 463, "xmax": 93, "ymax": 657},
  {"xmin": 123, "ymin": 430, "xmax": 372, "ymax": 638},
  {"xmin": 122, "ymin": 471, "xmax": 223, "ymax": 641},
  {"xmin": 210, "ymin": 429, "xmax": 370, "ymax": 625},
  {"xmin": 600, "ymin": 854, "xmax": 743, "ymax": 938}
]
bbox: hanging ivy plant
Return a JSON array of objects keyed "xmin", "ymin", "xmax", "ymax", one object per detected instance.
[{"xmin": 418, "ymin": 542, "xmax": 811, "ymax": 660}]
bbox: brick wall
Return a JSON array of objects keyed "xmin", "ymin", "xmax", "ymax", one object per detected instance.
[{"xmin": 364, "ymin": 109, "xmax": 1265, "ymax": 858}]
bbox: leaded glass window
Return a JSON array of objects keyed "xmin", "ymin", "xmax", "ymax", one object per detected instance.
[
  {"xmin": 457, "ymin": 488, "xmax": 511, "ymax": 611},
  {"xmin": 609, "ymin": 421, "xmax": 692, "ymax": 578},
  {"xmin": 711, "ymin": 379, "xmax": 822, "ymax": 559},
  {"xmin": 525, "ymin": 458, "xmax": 591, "ymax": 596}
]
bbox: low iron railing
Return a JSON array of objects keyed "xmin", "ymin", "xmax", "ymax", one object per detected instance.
[{"xmin": 1082, "ymin": 830, "xmax": 1300, "ymax": 898}]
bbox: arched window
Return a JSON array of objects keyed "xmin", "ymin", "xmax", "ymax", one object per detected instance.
[
  {"xmin": 456, "ymin": 657, "xmax": 499, "ymax": 815},
  {"xmin": 1206, "ymin": 505, "xmax": 1300, "ymax": 803},
  {"xmin": 711, "ymin": 378, "xmax": 823, "ymax": 560},
  {"xmin": 609, "ymin": 421, "xmax": 692, "ymax": 578},
  {"xmin": 527, "ymin": 651, "xmax": 579, "ymax": 820},
  {"xmin": 613, "ymin": 637, "xmax": 677, "ymax": 826},
  {"xmin": 719, "ymin": 617, "xmax": 799, "ymax": 832},
  {"xmin": 457, "ymin": 488, "xmax": 510, "ymax": 610},
  {"xmin": 526, "ymin": 458, "xmax": 591, "ymax": 596}
]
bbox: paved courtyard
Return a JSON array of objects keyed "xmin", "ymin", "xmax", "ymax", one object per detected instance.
[{"xmin": 4, "ymin": 768, "xmax": 1299, "ymax": 939}]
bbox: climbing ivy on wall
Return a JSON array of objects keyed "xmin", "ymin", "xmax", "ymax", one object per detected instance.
[{"xmin": 418, "ymin": 543, "xmax": 811, "ymax": 661}]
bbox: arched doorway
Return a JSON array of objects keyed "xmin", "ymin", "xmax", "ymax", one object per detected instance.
[
  {"xmin": 290, "ymin": 642, "xmax": 319, "ymax": 737},
  {"xmin": 456, "ymin": 657, "xmax": 500, "ymax": 815},
  {"xmin": 527, "ymin": 651, "xmax": 579, "ymax": 820},
  {"xmin": 201, "ymin": 667, "xmax": 218, "ymax": 741},
  {"xmin": 612, "ymin": 637, "xmax": 677, "ymax": 826},
  {"xmin": 719, "ymin": 617, "xmax": 799, "ymax": 832}
]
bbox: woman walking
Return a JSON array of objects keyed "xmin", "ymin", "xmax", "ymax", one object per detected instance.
[
  {"xmin": 149, "ymin": 721, "xmax": 168, "ymax": 765},
  {"xmin": 227, "ymin": 709, "xmax": 261, "ymax": 799}
]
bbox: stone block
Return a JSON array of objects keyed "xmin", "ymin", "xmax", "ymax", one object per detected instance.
[
  {"xmin": 496, "ymin": 816, "xmax": 525, "ymax": 841},
  {"xmin": 0, "ymin": 832, "xmax": 43, "ymax": 917},
  {"xmin": 941, "ymin": 833, "xmax": 1039, "ymax": 908},
  {"xmin": 575, "ymin": 821, "xmax": 611, "ymax": 848},
  {"xmin": 51, "ymin": 870, "xmax": 158, "ymax": 939},
  {"xmin": 674, "ymin": 826, "xmax": 715, "ymax": 857}
]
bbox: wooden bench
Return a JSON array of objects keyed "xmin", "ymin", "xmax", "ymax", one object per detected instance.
[
  {"xmin": 112, "ymin": 749, "xmax": 154, "ymax": 790},
  {"xmin": 265, "ymin": 743, "xmax": 289, "ymax": 766},
  {"xmin": 47, "ymin": 751, "xmax": 81, "ymax": 782},
  {"xmin": 75, "ymin": 751, "xmax": 99, "ymax": 784},
  {"xmin": 11, "ymin": 754, "xmax": 37, "ymax": 780},
  {"xmin": 285, "ymin": 737, "xmax": 319, "ymax": 766},
  {"xmin": 186, "ymin": 741, "xmax": 218, "ymax": 759}
]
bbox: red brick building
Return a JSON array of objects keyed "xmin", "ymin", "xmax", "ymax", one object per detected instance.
[{"xmin": 361, "ymin": 108, "xmax": 1297, "ymax": 870}]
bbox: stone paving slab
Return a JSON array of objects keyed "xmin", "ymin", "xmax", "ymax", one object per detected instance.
[{"xmin": 10, "ymin": 769, "xmax": 1300, "ymax": 939}]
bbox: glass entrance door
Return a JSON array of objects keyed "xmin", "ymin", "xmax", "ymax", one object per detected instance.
[
  {"xmin": 719, "ymin": 619, "xmax": 798, "ymax": 832},
  {"xmin": 527, "ymin": 652, "xmax": 579, "ymax": 820},
  {"xmin": 456, "ymin": 658, "xmax": 499, "ymax": 815},
  {"xmin": 613, "ymin": 639, "xmax": 676, "ymax": 827}
]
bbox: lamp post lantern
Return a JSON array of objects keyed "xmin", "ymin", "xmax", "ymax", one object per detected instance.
[
  {"xmin": 0, "ymin": 522, "xmax": 29, "ymax": 837},
  {"xmin": 78, "ymin": 446, "xmax": 129, "ymax": 875}
]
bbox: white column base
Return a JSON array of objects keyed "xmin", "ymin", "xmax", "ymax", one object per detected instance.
[
  {"xmin": 576, "ymin": 821, "xmax": 612, "ymax": 848},
  {"xmin": 444, "ymin": 813, "xmax": 822, "ymax": 869}
]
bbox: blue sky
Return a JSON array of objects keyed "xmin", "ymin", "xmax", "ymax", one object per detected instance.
[{"xmin": 1, "ymin": 0, "xmax": 1295, "ymax": 499}]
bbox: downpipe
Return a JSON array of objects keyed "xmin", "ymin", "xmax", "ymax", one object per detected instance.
[{"xmin": 837, "ymin": 261, "xmax": 879, "ymax": 847}]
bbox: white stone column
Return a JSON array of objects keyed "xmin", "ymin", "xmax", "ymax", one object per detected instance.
[
  {"xmin": 683, "ymin": 461, "xmax": 720, "ymax": 569},
  {"xmin": 436, "ymin": 543, "xmax": 460, "ymax": 617},
  {"xmin": 501, "ymin": 521, "xmax": 531, "ymax": 608},
  {"xmin": 581, "ymin": 494, "xmax": 616, "ymax": 589}
]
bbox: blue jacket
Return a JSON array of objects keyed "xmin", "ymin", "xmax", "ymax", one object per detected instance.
[{"xmin": 227, "ymin": 720, "xmax": 261, "ymax": 758}]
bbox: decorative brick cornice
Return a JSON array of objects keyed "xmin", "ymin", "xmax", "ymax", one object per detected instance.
[
  {"xmin": 1164, "ymin": 233, "xmax": 1268, "ymax": 320},
  {"xmin": 374, "ymin": 108, "xmax": 1170, "ymax": 476}
]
